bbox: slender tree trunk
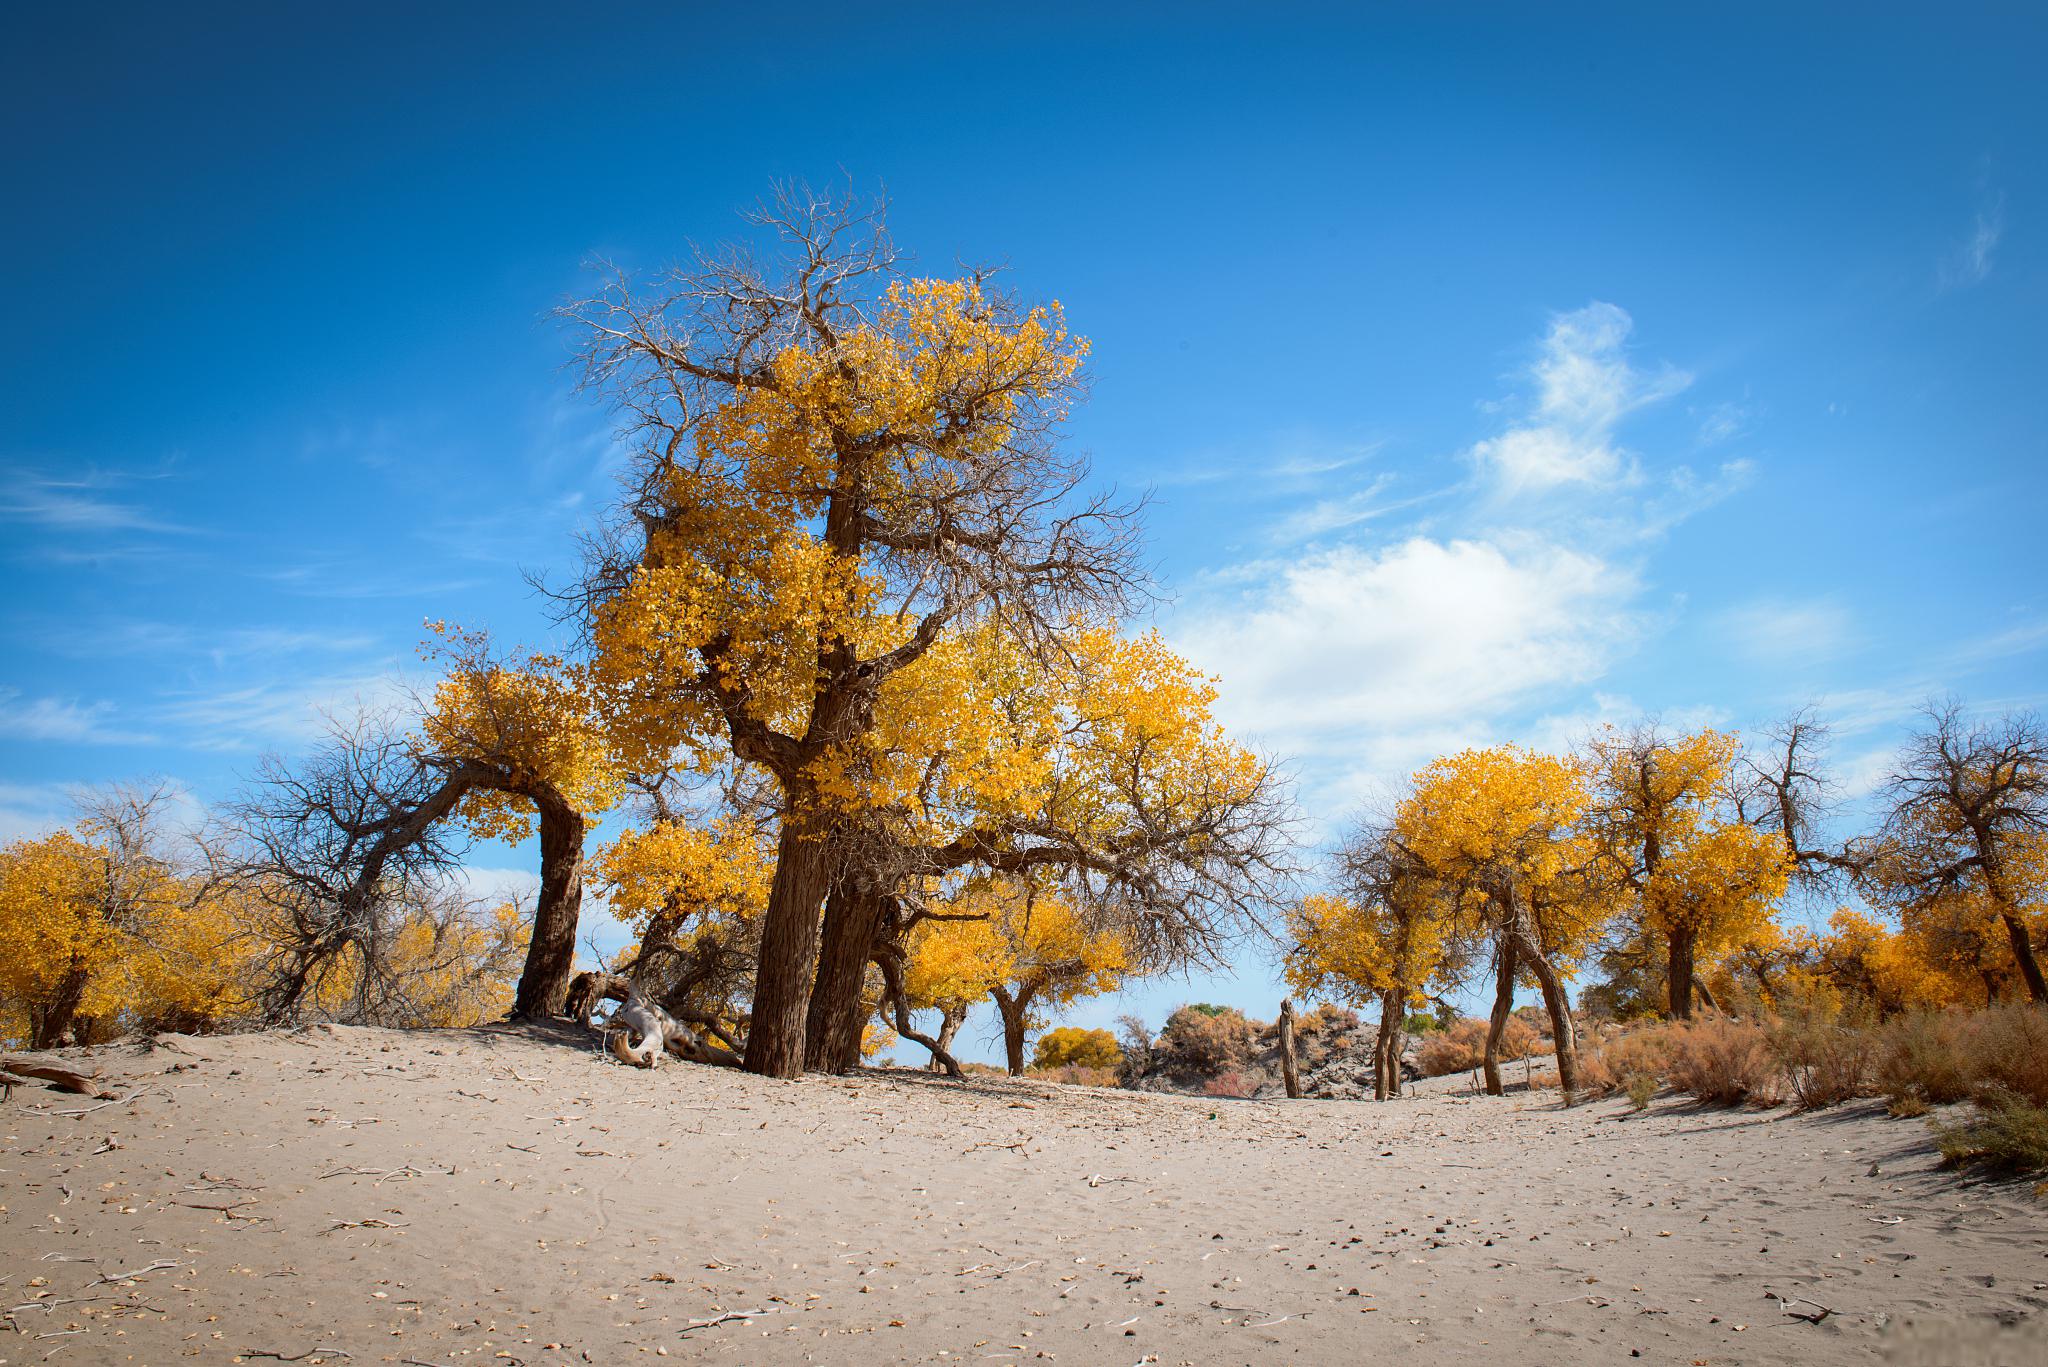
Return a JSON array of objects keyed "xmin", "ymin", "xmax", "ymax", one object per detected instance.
[
  {"xmin": 873, "ymin": 949, "xmax": 962, "ymax": 1077},
  {"xmin": 30, "ymin": 961, "xmax": 91, "ymax": 1050},
  {"xmin": 1981, "ymin": 969, "xmax": 2000, "ymax": 1008},
  {"xmin": 744, "ymin": 815, "xmax": 837, "ymax": 1078},
  {"xmin": 804, "ymin": 883, "xmax": 888, "ymax": 1073},
  {"xmin": 1373, "ymin": 990, "xmax": 1399, "ymax": 1100},
  {"xmin": 1667, "ymin": 923, "xmax": 1699, "ymax": 1021},
  {"xmin": 992, "ymin": 985, "xmax": 1032, "ymax": 1076},
  {"xmin": 933, "ymin": 1005, "xmax": 966, "ymax": 1069},
  {"xmin": 1511, "ymin": 929, "xmax": 1582, "ymax": 1098},
  {"xmin": 1692, "ymin": 973, "xmax": 1720, "ymax": 1015},
  {"xmin": 512, "ymin": 800, "xmax": 585, "ymax": 1020},
  {"xmin": 1996, "ymin": 911, "xmax": 2047, "ymax": 1004},
  {"xmin": 1278, "ymin": 998, "xmax": 1302, "ymax": 1099},
  {"xmin": 1483, "ymin": 936, "xmax": 1518, "ymax": 1096}
]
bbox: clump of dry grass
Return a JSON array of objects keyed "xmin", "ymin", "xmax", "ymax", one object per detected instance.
[
  {"xmin": 1876, "ymin": 1011, "xmax": 1978, "ymax": 1106},
  {"xmin": 1025, "ymin": 1063, "xmax": 1119, "ymax": 1088},
  {"xmin": 1769, "ymin": 1012, "xmax": 1876, "ymax": 1110},
  {"xmin": 1662, "ymin": 1017, "xmax": 1779, "ymax": 1106}
]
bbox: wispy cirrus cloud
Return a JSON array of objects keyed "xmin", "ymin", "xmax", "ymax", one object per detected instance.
[
  {"xmin": 0, "ymin": 466, "xmax": 193, "ymax": 536},
  {"xmin": 0, "ymin": 688, "xmax": 157, "ymax": 745},
  {"xmin": 1939, "ymin": 189, "xmax": 2005, "ymax": 290}
]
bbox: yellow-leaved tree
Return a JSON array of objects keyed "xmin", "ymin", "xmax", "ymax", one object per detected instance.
[
  {"xmin": 901, "ymin": 878, "xmax": 1129, "ymax": 1075},
  {"xmin": 1394, "ymin": 745, "xmax": 1608, "ymax": 1096},
  {"xmin": 1585, "ymin": 726, "xmax": 1793, "ymax": 1020},
  {"xmin": 420, "ymin": 625, "xmax": 623, "ymax": 1018}
]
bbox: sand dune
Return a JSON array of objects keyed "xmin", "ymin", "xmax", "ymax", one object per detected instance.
[{"xmin": 2, "ymin": 1022, "xmax": 2043, "ymax": 1365}]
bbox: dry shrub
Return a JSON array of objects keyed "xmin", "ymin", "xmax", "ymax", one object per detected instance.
[
  {"xmin": 1575, "ymin": 1022, "xmax": 1674, "ymax": 1098},
  {"xmin": 1626, "ymin": 1073, "xmax": 1659, "ymax": 1112},
  {"xmin": 1201, "ymin": 1068, "xmax": 1251, "ymax": 1099},
  {"xmin": 1416, "ymin": 1016, "xmax": 1537, "ymax": 1078},
  {"xmin": 1298, "ymin": 1004, "xmax": 1359, "ymax": 1036},
  {"xmin": 1664, "ymin": 1017, "xmax": 1778, "ymax": 1106},
  {"xmin": 1156, "ymin": 1005, "xmax": 1256, "ymax": 1075},
  {"xmin": 1936, "ymin": 1088, "xmax": 2048, "ymax": 1173},
  {"xmin": 1876, "ymin": 1011, "xmax": 1977, "ymax": 1105},
  {"xmin": 1770, "ymin": 1014, "xmax": 1875, "ymax": 1110},
  {"xmin": 1026, "ymin": 1063, "xmax": 1119, "ymax": 1088},
  {"xmin": 1878, "ymin": 1005, "xmax": 2048, "ymax": 1109},
  {"xmin": 1967, "ymin": 1004, "xmax": 2048, "ymax": 1106}
]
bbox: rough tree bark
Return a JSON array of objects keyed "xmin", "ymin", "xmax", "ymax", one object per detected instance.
[
  {"xmin": 28, "ymin": 961, "xmax": 90, "ymax": 1051},
  {"xmin": 512, "ymin": 798, "xmax": 585, "ymax": 1020},
  {"xmin": 991, "ymin": 984, "xmax": 1035, "ymax": 1076},
  {"xmin": 1374, "ymin": 989, "xmax": 1404, "ymax": 1101},
  {"xmin": 804, "ymin": 882, "xmax": 889, "ymax": 1074},
  {"xmin": 1666, "ymin": 921, "xmax": 1699, "ymax": 1022},
  {"xmin": 744, "ymin": 816, "xmax": 837, "ymax": 1077},
  {"xmin": 1482, "ymin": 936, "xmax": 1519, "ymax": 1096},
  {"xmin": 1278, "ymin": 998, "xmax": 1302, "ymax": 1099}
]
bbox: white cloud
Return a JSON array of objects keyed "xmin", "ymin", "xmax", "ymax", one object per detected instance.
[
  {"xmin": 0, "ymin": 689, "xmax": 156, "ymax": 745},
  {"xmin": 0, "ymin": 467, "xmax": 191, "ymax": 535},
  {"xmin": 154, "ymin": 669, "xmax": 420, "ymax": 752},
  {"xmin": 1174, "ymin": 535, "xmax": 1644, "ymax": 812},
  {"xmin": 0, "ymin": 781, "xmax": 75, "ymax": 842},
  {"xmin": 1470, "ymin": 302, "xmax": 1691, "ymax": 495},
  {"xmin": 1718, "ymin": 597, "xmax": 1855, "ymax": 667},
  {"xmin": 1940, "ymin": 191, "xmax": 2005, "ymax": 290}
]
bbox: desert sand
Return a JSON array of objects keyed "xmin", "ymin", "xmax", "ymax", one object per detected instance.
[{"xmin": 2, "ymin": 1022, "xmax": 2043, "ymax": 1366}]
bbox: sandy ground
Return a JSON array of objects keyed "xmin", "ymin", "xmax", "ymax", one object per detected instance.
[{"xmin": 2, "ymin": 1023, "xmax": 2044, "ymax": 1366}]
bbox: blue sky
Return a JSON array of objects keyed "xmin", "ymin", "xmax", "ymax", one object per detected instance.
[{"xmin": 4, "ymin": 4, "xmax": 2044, "ymax": 1059}]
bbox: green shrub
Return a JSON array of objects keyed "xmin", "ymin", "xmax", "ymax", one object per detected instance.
[
  {"xmin": 1935, "ymin": 1088, "xmax": 2048, "ymax": 1173},
  {"xmin": 1626, "ymin": 1073, "xmax": 1658, "ymax": 1112}
]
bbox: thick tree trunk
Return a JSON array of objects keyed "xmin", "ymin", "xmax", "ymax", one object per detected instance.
[
  {"xmin": 1511, "ymin": 929, "xmax": 1582, "ymax": 1099},
  {"xmin": 30, "ymin": 961, "xmax": 90, "ymax": 1050},
  {"xmin": 992, "ymin": 986, "xmax": 1032, "ymax": 1076},
  {"xmin": 512, "ymin": 800, "xmax": 585, "ymax": 1020},
  {"xmin": 1377, "ymin": 989, "xmax": 1406, "ymax": 1099},
  {"xmin": 1278, "ymin": 998, "xmax": 1302, "ymax": 1099},
  {"xmin": 804, "ymin": 883, "xmax": 889, "ymax": 1073},
  {"xmin": 1483, "ymin": 936, "xmax": 1518, "ymax": 1096},
  {"xmin": 1997, "ymin": 911, "xmax": 2047, "ymax": 1004},
  {"xmin": 744, "ymin": 816, "xmax": 837, "ymax": 1078},
  {"xmin": 1667, "ymin": 923, "xmax": 1699, "ymax": 1020}
]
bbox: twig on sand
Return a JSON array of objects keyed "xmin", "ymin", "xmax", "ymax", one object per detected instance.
[
  {"xmin": 319, "ymin": 1162, "xmax": 429, "ymax": 1185},
  {"xmin": 87, "ymin": 1259, "xmax": 184, "ymax": 1287},
  {"xmin": 322, "ymin": 1218, "xmax": 409, "ymax": 1234},
  {"xmin": 55, "ymin": 1091, "xmax": 144, "ymax": 1117},
  {"xmin": 1771, "ymin": 1293, "xmax": 1834, "ymax": 1324},
  {"xmin": 680, "ymin": 1308, "xmax": 781, "ymax": 1336},
  {"xmin": 241, "ymin": 1351, "xmax": 353, "ymax": 1362}
]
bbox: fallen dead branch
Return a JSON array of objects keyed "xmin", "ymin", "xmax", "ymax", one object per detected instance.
[
  {"xmin": 680, "ymin": 1307, "xmax": 781, "ymax": 1336},
  {"xmin": 0, "ymin": 1058, "xmax": 119, "ymax": 1099}
]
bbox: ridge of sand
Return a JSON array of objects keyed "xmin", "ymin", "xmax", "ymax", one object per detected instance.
[{"xmin": 2, "ymin": 1022, "xmax": 2043, "ymax": 1365}]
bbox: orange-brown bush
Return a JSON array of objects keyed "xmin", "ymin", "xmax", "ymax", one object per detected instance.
[
  {"xmin": 1577, "ymin": 1024, "xmax": 1678, "ymax": 1098},
  {"xmin": 1769, "ymin": 1014, "xmax": 1875, "ymax": 1110},
  {"xmin": 1416, "ymin": 1016, "xmax": 1536, "ymax": 1078},
  {"xmin": 1663, "ymin": 1017, "xmax": 1778, "ymax": 1106},
  {"xmin": 1876, "ymin": 1011, "xmax": 1977, "ymax": 1105},
  {"xmin": 1156, "ymin": 1005, "xmax": 1256, "ymax": 1075},
  {"xmin": 1026, "ymin": 1063, "xmax": 1120, "ymax": 1088}
]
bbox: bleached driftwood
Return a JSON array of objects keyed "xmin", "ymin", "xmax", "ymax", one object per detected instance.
[{"xmin": 606, "ymin": 990, "xmax": 684, "ymax": 1069}]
